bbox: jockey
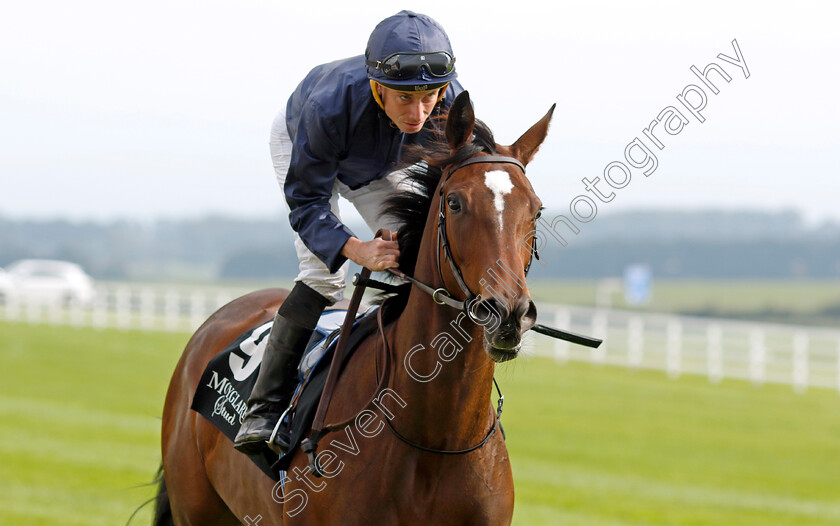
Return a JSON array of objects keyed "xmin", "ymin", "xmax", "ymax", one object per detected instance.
[{"xmin": 234, "ymin": 10, "xmax": 464, "ymax": 454}]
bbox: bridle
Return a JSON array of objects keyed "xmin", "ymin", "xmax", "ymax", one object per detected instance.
[
  {"xmin": 302, "ymin": 138, "xmax": 601, "ymax": 476},
  {"xmin": 386, "ymin": 154, "xmax": 600, "ymax": 349},
  {"xmin": 375, "ymin": 154, "xmax": 535, "ymax": 454},
  {"xmin": 388, "ymin": 153, "xmax": 539, "ymax": 321},
  {"xmin": 301, "ymin": 153, "xmax": 536, "ymax": 473}
]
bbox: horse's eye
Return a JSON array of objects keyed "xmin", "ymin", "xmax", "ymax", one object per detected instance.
[
  {"xmin": 447, "ymin": 195, "xmax": 461, "ymax": 212},
  {"xmin": 535, "ymin": 207, "xmax": 544, "ymax": 220}
]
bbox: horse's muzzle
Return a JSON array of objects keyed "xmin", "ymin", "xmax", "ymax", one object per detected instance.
[{"xmin": 474, "ymin": 296, "xmax": 537, "ymax": 362}]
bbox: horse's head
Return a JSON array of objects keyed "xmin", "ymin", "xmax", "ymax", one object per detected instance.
[{"xmin": 437, "ymin": 91, "xmax": 554, "ymax": 363}]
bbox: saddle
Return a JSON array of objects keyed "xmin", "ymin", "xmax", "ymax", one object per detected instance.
[{"xmin": 190, "ymin": 299, "xmax": 400, "ymax": 480}]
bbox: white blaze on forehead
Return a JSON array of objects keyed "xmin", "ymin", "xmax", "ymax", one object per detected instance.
[{"xmin": 484, "ymin": 170, "xmax": 515, "ymax": 231}]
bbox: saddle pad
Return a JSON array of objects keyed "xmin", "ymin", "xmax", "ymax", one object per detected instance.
[{"xmin": 190, "ymin": 307, "xmax": 379, "ymax": 480}]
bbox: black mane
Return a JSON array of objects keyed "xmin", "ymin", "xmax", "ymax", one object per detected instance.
[{"xmin": 380, "ymin": 117, "xmax": 497, "ymax": 281}]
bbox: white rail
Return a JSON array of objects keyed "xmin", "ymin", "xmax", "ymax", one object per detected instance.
[
  {"xmin": 0, "ymin": 282, "xmax": 252, "ymax": 333},
  {"xmin": 2, "ymin": 284, "xmax": 838, "ymax": 394},
  {"xmin": 532, "ymin": 304, "xmax": 840, "ymax": 394}
]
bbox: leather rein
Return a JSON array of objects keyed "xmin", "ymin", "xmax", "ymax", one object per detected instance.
[{"xmin": 300, "ymin": 154, "xmax": 527, "ymax": 475}]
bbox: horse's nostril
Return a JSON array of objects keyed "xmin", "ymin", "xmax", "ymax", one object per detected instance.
[
  {"xmin": 513, "ymin": 298, "xmax": 537, "ymax": 331},
  {"xmin": 495, "ymin": 299, "xmax": 511, "ymax": 320},
  {"xmin": 473, "ymin": 297, "xmax": 537, "ymax": 333},
  {"xmin": 469, "ymin": 297, "xmax": 510, "ymax": 333},
  {"xmin": 522, "ymin": 300, "xmax": 537, "ymax": 329}
]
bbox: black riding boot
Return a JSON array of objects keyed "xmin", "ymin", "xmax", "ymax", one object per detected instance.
[{"xmin": 233, "ymin": 282, "xmax": 330, "ymax": 455}]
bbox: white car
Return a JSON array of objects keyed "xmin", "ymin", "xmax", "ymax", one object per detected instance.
[
  {"xmin": 0, "ymin": 268, "xmax": 12, "ymax": 303},
  {"xmin": 0, "ymin": 259, "xmax": 96, "ymax": 306}
]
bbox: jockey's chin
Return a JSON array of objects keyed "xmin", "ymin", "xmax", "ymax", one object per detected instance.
[{"xmin": 400, "ymin": 121, "xmax": 425, "ymax": 133}]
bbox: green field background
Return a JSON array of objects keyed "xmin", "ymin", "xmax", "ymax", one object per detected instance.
[{"xmin": 1, "ymin": 317, "xmax": 838, "ymax": 525}]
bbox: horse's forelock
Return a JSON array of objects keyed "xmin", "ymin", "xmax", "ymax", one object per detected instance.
[{"xmin": 381, "ymin": 118, "xmax": 497, "ymax": 280}]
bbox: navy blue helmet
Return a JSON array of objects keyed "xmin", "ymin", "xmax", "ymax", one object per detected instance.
[{"xmin": 365, "ymin": 10, "xmax": 457, "ymax": 92}]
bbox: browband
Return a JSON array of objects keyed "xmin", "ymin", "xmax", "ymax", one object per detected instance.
[{"xmin": 447, "ymin": 155, "xmax": 526, "ymax": 176}]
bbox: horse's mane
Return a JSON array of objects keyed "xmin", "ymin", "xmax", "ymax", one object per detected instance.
[{"xmin": 381, "ymin": 117, "xmax": 497, "ymax": 282}]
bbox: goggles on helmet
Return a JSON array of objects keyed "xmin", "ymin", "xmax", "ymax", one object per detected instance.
[{"xmin": 365, "ymin": 51, "xmax": 455, "ymax": 80}]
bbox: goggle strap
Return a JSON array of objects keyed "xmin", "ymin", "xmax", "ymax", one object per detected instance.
[{"xmin": 367, "ymin": 51, "xmax": 454, "ymax": 79}]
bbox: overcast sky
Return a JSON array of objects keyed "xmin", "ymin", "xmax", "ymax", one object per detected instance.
[{"xmin": 1, "ymin": 0, "xmax": 837, "ymax": 226}]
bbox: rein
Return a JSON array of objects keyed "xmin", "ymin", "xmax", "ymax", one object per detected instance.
[
  {"xmin": 301, "ymin": 225, "xmax": 506, "ymax": 477},
  {"xmin": 300, "ymin": 153, "xmax": 516, "ymax": 472},
  {"xmin": 301, "ymin": 154, "xmax": 601, "ymax": 477}
]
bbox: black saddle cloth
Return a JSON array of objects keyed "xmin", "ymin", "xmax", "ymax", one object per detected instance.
[{"xmin": 190, "ymin": 301, "xmax": 396, "ymax": 480}]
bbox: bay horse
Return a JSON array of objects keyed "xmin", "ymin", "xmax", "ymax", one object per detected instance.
[{"xmin": 157, "ymin": 91, "xmax": 554, "ymax": 525}]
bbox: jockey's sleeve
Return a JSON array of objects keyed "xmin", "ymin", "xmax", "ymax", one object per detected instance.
[{"xmin": 285, "ymin": 97, "xmax": 355, "ymax": 274}]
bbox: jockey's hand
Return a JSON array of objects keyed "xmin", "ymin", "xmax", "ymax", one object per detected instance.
[{"xmin": 341, "ymin": 235, "xmax": 400, "ymax": 271}]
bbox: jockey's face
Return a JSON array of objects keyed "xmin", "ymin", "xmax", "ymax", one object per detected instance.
[{"xmin": 377, "ymin": 85, "xmax": 441, "ymax": 134}]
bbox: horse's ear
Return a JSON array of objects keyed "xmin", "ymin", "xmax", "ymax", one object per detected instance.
[
  {"xmin": 510, "ymin": 103, "xmax": 556, "ymax": 166},
  {"xmin": 446, "ymin": 91, "xmax": 475, "ymax": 150}
]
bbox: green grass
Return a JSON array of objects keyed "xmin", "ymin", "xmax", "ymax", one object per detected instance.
[
  {"xmin": 503, "ymin": 350, "xmax": 840, "ymax": 525},
  {"xmin": 0, "ymin": 322, "xmax": 186, "ymax": 526},
  {"xmin": 1, "ymin": 321, "xmax": 838, "ymax": 525}
]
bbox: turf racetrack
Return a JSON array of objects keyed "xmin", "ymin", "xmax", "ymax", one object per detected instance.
[{"xmin": 1, "ymin": 322, "xmax": 838, "ymax": 525}]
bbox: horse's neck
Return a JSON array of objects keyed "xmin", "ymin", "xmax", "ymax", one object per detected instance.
[{"xmin": 385, "ymin": 283, "xmax": 497, "ymax": 447}]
